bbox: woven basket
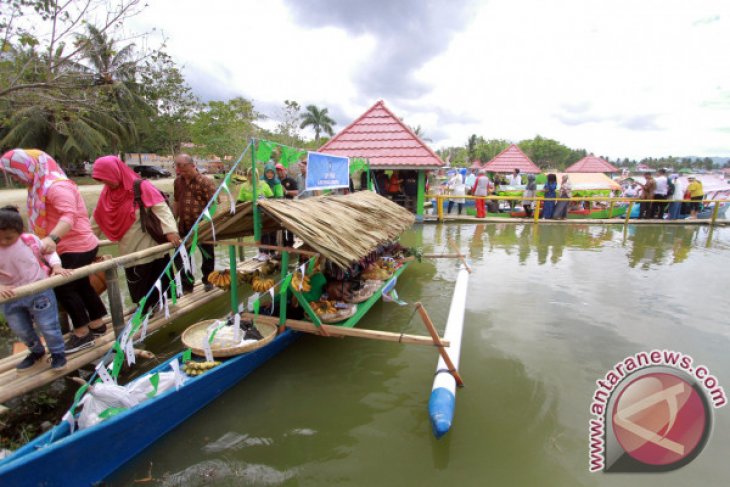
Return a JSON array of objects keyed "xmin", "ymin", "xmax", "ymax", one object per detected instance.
[
  {"xmin": 181, "ymin": 319, "xmax": 277, "ymax": 358},
  {"xmin": 318, "ymin": 304, "xmax": 357, "ymax": 324},
  {"xmin": 347, "ymin": 280, "xmax": 381, "ymax": 304}
]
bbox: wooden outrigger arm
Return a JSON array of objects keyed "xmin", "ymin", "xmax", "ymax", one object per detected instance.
[{"xmin": 415, "ymin": 302, "xmax": 464, "ymax": 386}]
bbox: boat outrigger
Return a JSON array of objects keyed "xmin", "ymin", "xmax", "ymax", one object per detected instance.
[{"xmin": 0, "ymin": 142, "xmax": 469, "ymax": 484}]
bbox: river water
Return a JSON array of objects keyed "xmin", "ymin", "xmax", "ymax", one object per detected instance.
[{"xmin": 101, "ymin": 222, "xmax": 730, "ymax": 485}]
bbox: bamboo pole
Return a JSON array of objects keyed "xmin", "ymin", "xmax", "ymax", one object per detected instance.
[
  {"xmin": 104, "ymin": 266, "xmax": 126, "ymax": 337},
  {"xmin": 414, "ymin": 302, "xmax": 464, "ymax": 386},
  {"xmin": 448, "ymin": 241, "xmax": 472, "ymax": 274},
  {"xmin": 711, "ymin": 200, "xmax": 720, "ymax": 226},
  {"xmin": 0, "ymin": 243, "xmax": 173, "ymax": 304},
  {"xmin": 203, "ymin": 240, "xmax": 319, "ymax": 257},
  {"xmin": 244, "ymin": 314, "xmax": 450, "ymax": 347},
  {"xmin": 534, "ymin": 199, "xmax": 541, "ymax": 223},
  {"xmin": 437, "ymin": 195, "xmax": 444, "ymax": 221},
  {"xmin": 625, "ymin": 201, "xmax": 633, "ymax": 226}
]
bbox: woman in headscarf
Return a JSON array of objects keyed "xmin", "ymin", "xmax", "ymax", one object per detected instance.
[
  {"xmin": 236, "ymin": 168, "xmax": 273, "ymax": 202},
  {"xmin": 92, "ymin": 156, "xmax": 180, "ymax": 309},
  {"xmin": 0, "ymin": 149, "xmax": 107, "ymax": 353},
  {"xmin": 522, "ymin": 174, "xmax": 537, "ymax": 217},
  {"xmin": 257, "ymin": 162, "xmax": 284, "ymax": 260},
  {"xmin": 262, "ymin": 162, "xmax": 284, "ymax": 198},
  {"xmin": 542, "ymin": 173, "xmax": 558, "ymax": 219},
  {"xmin": 552, "ymin": 174, "xmax": 572, "ymax": 219}
]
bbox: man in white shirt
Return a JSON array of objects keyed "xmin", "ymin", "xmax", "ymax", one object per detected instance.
[
  {"xmin": 508, "ymin": 168, "xmax": 522, "ymax": 186},
  {"xmin": 652, "ymin": 168, "xmax": 669, "ymax": 218}
]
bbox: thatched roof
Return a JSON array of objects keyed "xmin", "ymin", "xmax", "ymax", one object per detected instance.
[{"xmin": 198, "ymin": 191, "xmax": 414, "ymax": 269}]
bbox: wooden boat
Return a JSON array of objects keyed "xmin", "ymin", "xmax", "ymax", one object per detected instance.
[{"xmin": 0, "ymin": 188, "xmax": 424, "ymax": 485}]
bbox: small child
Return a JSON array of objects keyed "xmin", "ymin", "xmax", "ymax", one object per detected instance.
[{"xmin": 0, "ymin": 206, "xmax": 70, "ymax": 371}]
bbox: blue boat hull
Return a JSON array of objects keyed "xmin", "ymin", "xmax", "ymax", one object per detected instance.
[{"xmin": 0, "ymin": 329, "xmax": 299, "ymax": 486}]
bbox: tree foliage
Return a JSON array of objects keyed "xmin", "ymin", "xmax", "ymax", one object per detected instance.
[
  {"xmin": 189, "ymin": 97, "xmax": 260, "ymax": 162},
  {"xmin": 0, "ymin": 0, "xmax": 194, "ymax": 164},
  {"xmin": 299, "ymin": 104, "xmax": 335, "ymax": 141}
]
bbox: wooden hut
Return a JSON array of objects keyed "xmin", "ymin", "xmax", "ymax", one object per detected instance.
[{"xmin": 317, "ymin": 100, "xmax": 444, "ymax": 222}]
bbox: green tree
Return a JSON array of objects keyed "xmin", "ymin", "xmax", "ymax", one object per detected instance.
[
  {"xmin": 0, "ymin": 0, "xmax": 161, "ymax": 163},
  {"xmin": 190, "ymin": 97, "xmax": 260, "ymax": 162},
  {"xmin": 299, "ymin": 104, "xmax": 336, "ymax": 142},
  {"xmin": 410, "ymin": 124, "xmax": 432, "ymax": 142},
  {"xmin": 518, "ymin": 135, "xmax": 584, "ymax": 170},
  {"xmin": 475, "ymin": 138, "xmax": 510, "ymax": 163},
  {"xmin": 273, "ymin": 99, "xmax": 303, "ymax": 147},
  {"xmin": 466, "ymin": 134, "xmax": 479, "ymax": 162}
]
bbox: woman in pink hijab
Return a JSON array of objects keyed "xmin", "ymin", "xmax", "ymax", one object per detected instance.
[
  {"xmin": 0, "ymin": 149, "xmax": 107, "ymax": 353},
  {"xmin": 92, "ymin": 156, "xmax": 180, "ymax": 310}
]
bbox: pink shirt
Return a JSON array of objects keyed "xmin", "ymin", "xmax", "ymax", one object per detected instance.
[
  {"xmin": 44, "ymin": 183, "xmax": 98, "ymax": 254},
  {"xmin": 0, "ymin": 234, "xmax": 61, "ymax": 287}
]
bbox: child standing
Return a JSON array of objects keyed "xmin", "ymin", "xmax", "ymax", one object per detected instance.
[{"xmin": 0, "ymin": 206, "xmax": 69, "ymax": 371}]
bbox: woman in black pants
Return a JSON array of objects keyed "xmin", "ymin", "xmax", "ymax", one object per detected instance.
[{"xmin": 0, "ymin": 149, "xmax": 107, "ymax": 353}]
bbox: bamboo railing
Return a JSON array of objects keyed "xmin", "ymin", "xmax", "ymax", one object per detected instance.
[{"xmin": 428, "ymin": 194, "xmax": 730, "ymax": 226}]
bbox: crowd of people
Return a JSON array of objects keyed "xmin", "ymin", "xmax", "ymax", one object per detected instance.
[
  {"xmin": 0, "ymin": 148, "xmax": 222, "ymax": 373},
  {"xmin": 629, "ymin": 170, "xmax": 705, "ymax": 220}
]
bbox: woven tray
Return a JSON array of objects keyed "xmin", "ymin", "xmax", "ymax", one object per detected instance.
[
  {"xmin": 347, "ymin": 280, "xmax": 381, "ymax": 304},
  {"xmin": 181, "ymin": 319, "xmax": 277, "ymax": 358},
  {"xmin": 318, "ymin": 304, "xmax": 357, "ymax": 324}
]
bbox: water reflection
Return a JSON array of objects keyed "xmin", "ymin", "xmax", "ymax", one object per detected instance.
[{"xmin": 435, "ymin": 223, "xmax": 728, "ymax": 269}]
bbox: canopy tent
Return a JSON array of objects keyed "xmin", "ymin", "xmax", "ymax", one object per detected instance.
[
  {"xmin": 565, "ymin": 155, "xmax": 619, "ymax": 173},
  {"xmin": 198, "ymin": 191, "xmax": 415, "ymax": 269},
  {"xmin": 556, "ymin": 172, "xmax": 621, "ymax": 196},
  {"xmin": 317, "ymin": 100, "xmax": 443, "ymax": 170},
  {"xmin": 479, "ymin": 144, "xmax": 540, "ymax": 174}
]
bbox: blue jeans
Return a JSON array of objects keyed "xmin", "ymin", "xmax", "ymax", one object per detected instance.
[
  {"xmin": 668, "ymin": 201, "xmax": 682, "ymax": 220},
  {"xmin": 1, "ymin": 289, "xmax": 65, "ymax": 355}
]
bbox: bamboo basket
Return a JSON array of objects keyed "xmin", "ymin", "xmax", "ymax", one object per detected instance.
[
  {"xmin": 318, "ymin": 304, "xmax": 357, "ymax": 324},
  {"xmin": 347, "ymin": 280, "xmax": 381, "ymax": 304},
  {"xmin": 181, "ymin": 319, "xmax": 277, "ymax": 358}
]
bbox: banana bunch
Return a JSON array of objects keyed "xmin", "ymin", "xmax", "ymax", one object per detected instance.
[
  {"xmin": 209, "ymin": 270, "xmax": 232, "ymax": 290},
  {"xmin": 291, "ymin": 272, "xmax": 311, "ymax": 292},
  {"xmin": 183, "ymin": 361, "xmax": 221, "ymax": 376},
  {"xmin": 252, "ymin": 276, "xmax": 276, "ymax": 293},
  {"xmin": 309, "ymin": 300, "xmax": 337, "ymax": 315}
]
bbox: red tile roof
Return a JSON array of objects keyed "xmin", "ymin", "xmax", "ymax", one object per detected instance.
[
  {"xmin": 565, "ymin": 155, "xmax": 619, "ymax": 173},
  {"xmin": 318, "ymin": 100, "xmax": 444, "ymax": 169},
  {"xmin": 480, "ymin": 144, "xmax": 540, "ymax": 173}
]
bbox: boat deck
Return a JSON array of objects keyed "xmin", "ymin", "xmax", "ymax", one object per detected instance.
[{"xmin": 0, "ymin": 257, "xmax": 269, "ymax": 408}]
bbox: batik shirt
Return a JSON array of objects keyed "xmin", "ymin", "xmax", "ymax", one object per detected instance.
[{"xmin": 174, "ymin": 173, "xmax": 217, "ymax": 231}]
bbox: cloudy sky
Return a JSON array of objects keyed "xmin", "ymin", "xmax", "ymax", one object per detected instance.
[{"xmin": 131, "ymin": 0, "xmax": 730, "ymax": 159}]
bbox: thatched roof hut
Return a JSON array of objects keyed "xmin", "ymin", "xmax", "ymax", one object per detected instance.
[{"xmin": 198, "ymin": 191, "xmax": 414, "ymax": 269}]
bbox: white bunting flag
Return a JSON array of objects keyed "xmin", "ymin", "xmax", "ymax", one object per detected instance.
[
  {"xmin": 174, "ymin": 272, "xmax": 183, "ymax": 298},
  {"xmin": 163, "ymin": 293, "xmax": 170, "ymax": 319},
  {"xmin": 203, "ymin": 208, "xmax": 216, "ymax": 241},
  {"xmin": 95, "ymin": 362, "xmax": 114, "ymax": 385},
  {"xmin": 298, "ymin": 263, "xmax": 307, "ymax": 290},
  {"xmin": 233, "ymin": 313, "xmax": 241, "ymax": 342},
  {"xmin": 220, "ymin": 181, "xmax": 236, "ymax": 214},
  {"xmin": 62, "ymin": 411, "xmax": 75, "ymax": 433},
  {"xmin": 178, "ymin": 245, "xmax": 191, "ymax": 274},
  {"xmin": 140, "ymin": 314, "xmax": 150, "ymax": 340},
  {"xmin": 124, "ymin": 339, "xmax": 136, "ymax": 366},
  {"xmin": 190, "ymin": 251, "xmax": 197, "ymax": 279},
  {"xmin": 169, "ymin": 359, "xmax": 183, "ymax": 390},
  {"xmin": 154, "ymin": 279, "xmax": 163, "ymax": 312}
]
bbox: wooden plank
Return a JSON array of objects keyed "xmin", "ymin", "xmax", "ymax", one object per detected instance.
[{"xmin": 243, "ymin": 314, "xmax": 450, "ymax": 347}]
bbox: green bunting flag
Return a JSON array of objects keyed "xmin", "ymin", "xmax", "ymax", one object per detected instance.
[
  {"xmin": 350, "ymin": 158, "xmax": 368, "ymax": 173},
  {"xmin": 191, "ymin": 226, "xmax": 199, "ymax": 253},
  {"xmin": 70, "ymin": 383, "xmax": 90, "ymax": 415},
  {"xmin": 253, "ymin": 299, "xmax": 260, "ymax": 316},
  {"xmin": 256, "ymin": 140, "xmax": 273, "ymax": 163},
  {"xmin": 166, "ymin": 267, "xmax": 177, "ymax": 305},
  {"xmin": 280, "ymin": 274, "xmax": 292, "ymax": 295},
  {"xmin": 146, "ymin": 372, "xmax": 160, "ymax": 398},
  {"xmin": 182, "ymin": 348, "xmax": 192, "ymax": 363},
  {"xmin": 99, "ymin": 407, "xmax": 127, "ymax": 419}
]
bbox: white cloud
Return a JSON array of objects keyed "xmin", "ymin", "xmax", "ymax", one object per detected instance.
[{"xmin": 129, "ymin": 0, "xmax": 730, "ymax": 159}]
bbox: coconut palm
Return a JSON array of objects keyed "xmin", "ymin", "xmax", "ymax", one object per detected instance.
[{"xmin": 299, "ymin": 104, "xmax": 336, "ymax": 142}]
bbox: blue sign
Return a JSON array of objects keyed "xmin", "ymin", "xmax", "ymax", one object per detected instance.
[{"xmin": 305, "ymin": 152, "xmax": 350, "ymax": 191}]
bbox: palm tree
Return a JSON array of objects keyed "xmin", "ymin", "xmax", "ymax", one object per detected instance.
[
  {"xmin": 410, "ymin": 124, "xmax": 432, "ymax": 142},
  {"xmin": 75, "ymin": 25, "xmax": 136, "ymax": 85},
  {"xmin": 299, "ymin": 104, "xmax": 336, "ymax": 141}
]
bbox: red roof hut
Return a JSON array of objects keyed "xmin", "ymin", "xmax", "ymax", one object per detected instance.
[
  {"xmin": 565, "ymin": 155, "xmax": 618, "ymax": 173},
  {"xmin": 480, "ymin": 144, "xmax": 540, "ymax": 174}
]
